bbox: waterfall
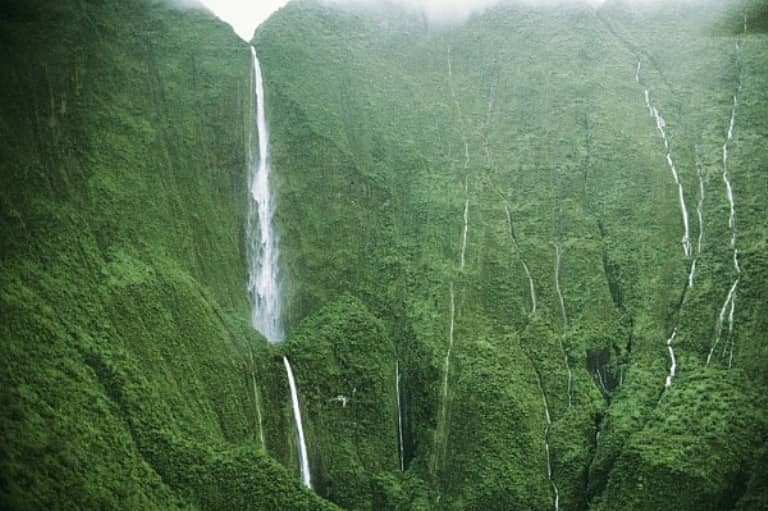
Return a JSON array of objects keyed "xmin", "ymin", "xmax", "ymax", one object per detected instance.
[
  {"xmin": 642, "ymin": 81, "xmax": 692, "ymax": 257},
  {"xmin": 396, "ymin": 361, "xmax": 405, "ymax": 472},
  {"xmin": 535, "ymin": 372, "xmax": 559, "ymax": 511},
  {"xmin": 555, "ymin": 244, "xmax": 573, "ymax": 407},
  {"xmin": 247, "ymin": 46, "xmax": 284, "ymax": 343},
  {"xmin": 283, "ymin": 357, "xmax": 312, "ymax": 488},
  {"xmin": 504, "ymin": 205, "xmax": 536, "ymax": 316},
  {"xmin": 709, "ymin": 23, "xmax": 745, "ymax": 367},
  {"xmin": 460, "ymin": 176, "xmax": 470, "ymax": 272},
  {"xmin": 688, "ymin": 152, "xmax": 705, "ymax": 287},
  {"xmin": 663, "ymin": 329, "xmax": 677, "ymax": 389}
]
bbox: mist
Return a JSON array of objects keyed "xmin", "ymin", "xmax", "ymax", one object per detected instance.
[{"xmin": 322, "ymin": 0, "xmax": 719, "ymax": 25}]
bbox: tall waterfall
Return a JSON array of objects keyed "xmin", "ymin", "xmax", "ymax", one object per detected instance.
[
  {"xmin": 247, "ymin": 46, "xmax": 284, "ymax": 343},
  {"xmin": 283, "ymin": 357, "xmax": 312, "ymax": 488}
]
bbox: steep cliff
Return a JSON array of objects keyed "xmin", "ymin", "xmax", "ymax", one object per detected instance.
[
  {"xmin": 0, "ymin": 1, "xmax": 336, "ymax": 508},
  {"xmin": 2, "ymin": 0, "xmax": 767, "ymax": 510}
]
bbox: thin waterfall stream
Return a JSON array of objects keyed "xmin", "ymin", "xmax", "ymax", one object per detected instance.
[
  {"xmin": 284, "ymin": 357, "xmax": 312, "ymax": 488},
  {"xmin": 708, "ymin": 17, "xmax": 747, "ymax": 368},
  {"xmin": 396, "ymin": 361, "xmax": 405, "ymax": 472}
]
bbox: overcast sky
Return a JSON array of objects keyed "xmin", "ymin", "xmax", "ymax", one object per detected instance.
[{"xmin": 198, "ymin": 0, "xmax": 291, "ymax": 41}]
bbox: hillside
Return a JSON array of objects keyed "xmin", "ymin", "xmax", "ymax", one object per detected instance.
[{"xmin": 2, "ymin": 0, "xmax": 767, "ymax": 510}]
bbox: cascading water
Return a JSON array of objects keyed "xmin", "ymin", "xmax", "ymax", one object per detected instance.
[
  {"xmin": 663, "ymin": 329, "xmax": 677, "ymax": 389},
  {"xmin": 535, "ymin": 372, "xmax": 559, "ymax": 511},
  {"xmin": 246, "ymin": 46, "xmax": 284, "ymax": 343},
  {"xmin": 708, "ymin": 278, "xmax": 739, "ymax": 367},
  {"xmin": 247, "ymin": 47, "xmax": 311, "ymax": 488},
  {"xmin": 555, "ymin": 244, "xmax": 573, "ymax": 407},
  {"xmin": 636, "ymin": 61, "xmax": 691, "ymax": 389},
  {"xmin": 460, "ymin": 177, "xmax": 470, "ymax": 272},
  {"xmin": 434, "ymin": 282, "xmax": 457, "ymax": 476},
  {"xmin": 283, "ymin": 357, "xmax": 312, "ymax": 488},
  {"xmin": 709, "ymin": 18, "xmax": 746, "ymax": 367},
  {"xmin": 638, "ymin": 62, "xmax": 692, "ymax": 257},
  {"xmin": 504, "ymin": 205, "xmax": 537, "ymax": 316},
  {"xmin": 396, "ymin": 361, "xmax": 405, "ymax": 472},
  {"xmin": 688, "ymin": 150, "xmax": 705, "ymax": 288},
  {"xmin": 653, "ymin": 104, "xmax": 692, "ymax": 257}
]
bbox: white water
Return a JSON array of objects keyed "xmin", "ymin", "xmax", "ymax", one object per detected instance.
[
  {"xmin": 283, "ymin": 357, "xmax": 312, "ymax": 488},
  {"xmin": 595, "ymin": 369, "xmax": 608, "ymax": 394},
  {"xmin": 247, "ymin": 47, "xmax": 284, "ymax": 342},
  {"xmin": 707, "ymin": 278, "xmax": 739, "ymax": 366},
  {"xmin": 663, "ymin": 329, "xmax": 677, "ymax": 389},
  {"xmin": 696, "ymin": 162, "xmax": 705, "ymax": 256},
  {"xmin": 460, "ymin": 193, "xmax": 469, "ymax": 271},
  {"xmin": 688, "ymin": 154, "xmax": 705, "ymax": 287},
  {"xmin": 396, "ymin": 361, "xmax": 405, "ymax": 472},
  {"xmin": 635, "ymin": 61, "xmax": 641, "ymax": 83},
  {"xmin": 644, "ymin": 89, "xmax": 652, "ymax": 116},
  {"xmin": 643, "ymin": 85, "xmax": 692, "ymax": 257},
  {"xmin": 723, "ymin": 96, "xmax": 738, "ymax": 249},
  {"xmin": 535, "ymin": 373, "xmax": 559, "ymax": 511},
  {"xmin": 435, "ymin": 283, "xmax": 457, "ymax": 470},
  {"xmin": 555, "ymin": 245, "xmax": 573, "ymax": 407},
  {"xmin": 504, "ymin": 205, "xmax": 536, "ymax": 316},
  {"xmin": 709, "ymin": 24, "xmax": 745, "ymax": 367}
]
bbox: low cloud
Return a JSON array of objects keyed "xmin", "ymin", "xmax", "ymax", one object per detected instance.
[
  {"xmin": 322, "ymin": 0, "xmax": 720, "ymax": 25},
  {"xmin": 322, "ymin": 0, "xmax": 608, "ymax": 25}
]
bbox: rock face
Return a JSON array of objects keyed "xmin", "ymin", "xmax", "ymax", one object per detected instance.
[{"xmin": 2, "ymin": 0, "xmax": 767, "ymax": 510}]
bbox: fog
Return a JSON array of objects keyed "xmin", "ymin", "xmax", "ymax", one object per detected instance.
[
  {"xmin": 324, "ymin": 0, "xmax": 723, "ymax": 25},
  {"xmin": 186, "ymin": 0, "xmax": 721, "ymax": 41},
  {"xmin": 323, "ymin": 0, "xmax": 606, "ymax": 25}
]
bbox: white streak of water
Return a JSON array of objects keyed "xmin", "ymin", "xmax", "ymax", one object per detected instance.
[
  {"xmin": 555, "ymin": 245, "xmax": 573, "ymax": 407},
  {"xmin": 283, "ymin": 357, "xmax": 311, "ymax": 488},
  {"xmin": 504, "ymin": 205, "xmax": 536, "ymax": 316},
  {"xmin": 707, "ymin": 279, "xmax": 739, "ymax": 366},
  {"xmin": 644, "ymin": 89, "xmax": 652, "ymax": 116},
  {"xmin": 641, "ymin": 73, "xmax": 692, "ymax": 257},
  {"xmin": 688, "ymin": 158, "xmax": 703, "ymax": 286},
  {"xmin": 536, "ymin": 373, "xmax": 559, "ymax": 511},
  {"xmin": 664, "ymin": 329, "xmax": 677, "ymax": 389},
  {"xmin": 396, "ymin": 361, "xmax": 405, "ymax": 472},
  {"xmin": 460, "ymin": 196, "xmax": 469, "ymax": 271},
  {"xmin": 247, "ymin": 47, "xmax": 283, "ymax": 342}
]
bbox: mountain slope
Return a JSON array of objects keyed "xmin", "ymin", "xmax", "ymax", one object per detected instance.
[
  {"xmin": 255, "ymin": 0, "xmax": 768, "ymax": 509},
  {"xmin": 0, "ymin": 1, "xmax": 337, "ymax": 508}
]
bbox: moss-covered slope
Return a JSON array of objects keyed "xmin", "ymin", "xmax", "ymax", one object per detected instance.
[
  {"xmin": 2, "ymin": 0, "xmax": 767, "ymax": 510},
  {"xmin": 0, "ymin": 1, "xmax": 337, "ymax": 508}
]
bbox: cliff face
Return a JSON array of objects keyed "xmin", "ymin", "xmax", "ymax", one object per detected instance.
[
  {"xmin": 256, "ymin": 0, "xmax": 768, "ymax": 509},
  {"xmin": 2, "ymin": 0, "xmax": 767, "ymax": 510},
  {"xmin": 0, "ymin": 1, "xmax": 336, "ymax": 509}
]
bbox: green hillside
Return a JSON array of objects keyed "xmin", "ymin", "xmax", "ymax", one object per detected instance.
[{"xmin": 2, "ymin": 0, "xmax": 766, "ymax": 510}]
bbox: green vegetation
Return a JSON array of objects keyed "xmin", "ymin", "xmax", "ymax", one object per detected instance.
[{"xmin": 2, "ymin": 0, "xmax": 767, "ymax": 509}]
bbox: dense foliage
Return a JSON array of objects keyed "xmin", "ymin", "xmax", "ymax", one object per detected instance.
[
  {"xmin": 1, "ymin": 0, "xmax": 766, "ymax": 510},
  {"xmin": 0, "ymin": 1, "xmax": 336, "ymax": 509}
]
